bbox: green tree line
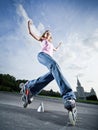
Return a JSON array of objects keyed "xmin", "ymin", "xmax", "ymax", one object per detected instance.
[
  {"xmin": 0, "ymin": 74, "xmax": 61, "ymax": 97},
  {"xmin": 0, "ymin": 73, "xmax": 97, "ymax": 101},
  {"xmin": 0, "ymin": 74, "xmax": 27, "ymax": 92}
]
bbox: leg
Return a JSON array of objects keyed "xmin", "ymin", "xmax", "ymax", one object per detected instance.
[
  {"xmin": 38, "ymin": 52, "xmax": 76, "ymax": 100},
  {"xmin": 21, "ymin": 72, "xmax": 54, "ymax": 108},
  {"xmin": 25, "ymin": 72, "xmax": 54, "ymax": 95}
]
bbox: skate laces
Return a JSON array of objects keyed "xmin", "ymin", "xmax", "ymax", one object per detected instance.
[
  {"xmin": 64, "ymin": 99, "xmax": 76, "ymax": 111},
  {"xmin": 25, "ymin": 89, "xmax": 29, "ymax": 95}
]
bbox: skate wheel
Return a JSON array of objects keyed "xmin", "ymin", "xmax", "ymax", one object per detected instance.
[
  {"xmin": 19, "ymin": 83, "xmax": 25, "ymax": 89},
  {"xmin": 68, "ymin": 107, "xmax": 77, "ymax": 126},
  {"xmin": 23, "ymin": 102, "xmax": 28, "ymax": 108}
]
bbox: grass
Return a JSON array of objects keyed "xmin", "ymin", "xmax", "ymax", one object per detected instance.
[
  {"xmin": 39, "ymin": 95, "xmax": 98, "ymax": 105},
  {"xmin": 76, "ymin": 99, "xmax": 98, "ymax": 105},
  {"xmin": 0, "ymin": 87, "xmax": 98, "ymax": 105}
]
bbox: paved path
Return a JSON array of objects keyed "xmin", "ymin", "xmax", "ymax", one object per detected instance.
[{"xmin": 0, "ymin": 92, "xmax": 98, "ymax": 130}]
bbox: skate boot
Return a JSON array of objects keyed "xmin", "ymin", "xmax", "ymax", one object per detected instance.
[
  {"xmin": 19, "ymin": 83, "xmax": 33, "ymax": 108},
  {"xmin": 64, "ymin": 99, "xmax": 77, "ymax": 125}
]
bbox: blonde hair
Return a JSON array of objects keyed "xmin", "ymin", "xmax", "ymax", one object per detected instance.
[{"xmin": 40, "ymin": 30, "xmax": 52, "ymax": 42}]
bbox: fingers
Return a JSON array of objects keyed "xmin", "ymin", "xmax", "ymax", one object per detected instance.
[
  {"xmin": 59, "ymin": 42, "xmax": 62, "ymax": 45},
  {"xmin": 28, "ymin": 19, "xmax": 32, "ymax": 25}
]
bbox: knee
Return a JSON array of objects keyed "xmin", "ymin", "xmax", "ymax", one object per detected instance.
[{"xmin": 49, "ymin": 61, "xmax": 58, "ymax": 70}]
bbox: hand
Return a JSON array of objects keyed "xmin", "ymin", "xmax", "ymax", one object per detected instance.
[
  {"xmin": 28, "ymin": 20, "xmax": 32, "ymax": 34},
  {"xmin": 28, "ymin": 20, "xmax": 32, "ymax": 25},
  {"xmin": 58, "ymin": 42, "xmax": 62, "ymax": 47},
  {"xmin": 55, "ymin": 42, "xmax": 62, "ymax": 50},
  {"xmin": 59, "ymin": 42, "xmax": 62, "ymax": 45}
]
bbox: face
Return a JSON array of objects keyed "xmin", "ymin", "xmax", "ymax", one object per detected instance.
[{"xmin": 44, "ymin": 31, "xmax": 52, "ymax": 41}]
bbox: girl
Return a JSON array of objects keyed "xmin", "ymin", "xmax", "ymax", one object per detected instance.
[{"xmin": 20, "ymin": 20, "xmax": 76, "ymax": 113}]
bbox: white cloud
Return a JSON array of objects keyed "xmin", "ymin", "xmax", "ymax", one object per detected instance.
[
  {"xmin": 0, "ymin": 3, "xmax": 98, "ymax": 96},
  {"xmin": 57, "ymin": 30, "xmax": 98, "ymax": 70},
  {"xmin": 37, "ymin": 23, "xmax": 45, "ymax": 33},
  {"xmin": 56, "ymin": 30, "xmax": 98, "ymax": 94},
  {"xmin": 82, "ymin": 29, "xmax": 98, "ymax": 51},
  {"xmin": 16, "ymin": 4, "xmax": 28, "ymax": 21},
  {"xmin": 0, "ymin": 4, "xmax": 46, "ymax": 79},
  {"xmin": 16, "ymin": 4, "xmax": 41, "ymax": 38}
]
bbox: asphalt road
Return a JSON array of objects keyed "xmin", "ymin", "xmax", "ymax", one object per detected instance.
[{"xmin": 0, "ymin": 92, "xmax": 98, "ymax": 130}]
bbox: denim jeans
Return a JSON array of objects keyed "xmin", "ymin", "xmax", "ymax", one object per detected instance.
[{"xmin": 25, "ymin": 52, "xmax": 76, "ymax": 100}]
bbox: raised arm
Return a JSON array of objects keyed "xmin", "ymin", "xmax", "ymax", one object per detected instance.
[
  {"xmin": 53, "ymin": 42, "xmax": 62, "ymax": 51},
  {"xmin": 28, "ymin": 20, "xmax": 41, "ymax": 41}
]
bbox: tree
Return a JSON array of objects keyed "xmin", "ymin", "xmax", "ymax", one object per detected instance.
[
  {"xmin": 0, "ymin": 73, "xmax": 61, "ymax": 97},
  {"xmin": 0, "ymin": 74, "xmax": 27, "ymax": 92},
  {"xmin": 86, "ymin": 95, "xmax": 97, "ymax": 101}
]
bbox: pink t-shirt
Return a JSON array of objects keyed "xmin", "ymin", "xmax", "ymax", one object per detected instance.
[{"xmin": 41, "ymin": 40, "xmax": 54, "ymax": 57}]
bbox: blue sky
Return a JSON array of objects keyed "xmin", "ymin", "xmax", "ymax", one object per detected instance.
[{"xmin": 0, "ymin": 0, "xmax": 98, "ymax": 96}]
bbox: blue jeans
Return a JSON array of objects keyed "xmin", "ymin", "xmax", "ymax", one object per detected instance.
[{"xmin": 25, "ymin": 52, "xmax": 76, "ymax": 100}]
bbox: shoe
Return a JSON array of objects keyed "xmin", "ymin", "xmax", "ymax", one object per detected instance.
[
  {"xmin": 19, "ymin": 83, "xmax": 33, "ymax": 108},
  {"xmin": 19, "ymin": 83, "xmax": 25, "ymax": 94},
  {"xmin": 22, "ymin": 89, "xmax": 33, "ymax": 108},
  {"xmin": 68, "ymin": 106, "xmax": 77, "ymax": 125},
  {"xmin": 64, "ymin": 99, "xmax": 77, "ymax": 125},
  {"xmin": 64, "ymin": 99, "xmax": 76, "ymax": 111}
]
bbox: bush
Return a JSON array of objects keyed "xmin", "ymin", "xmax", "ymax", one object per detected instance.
[{"xmin": 86, "ymin": 95, "xmax": 97, "ymax": 101}]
